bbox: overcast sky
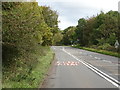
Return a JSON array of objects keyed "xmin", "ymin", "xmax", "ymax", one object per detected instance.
[{"xmin": 36, "ymin": 0, "xmax": 119, "ymax": 30}]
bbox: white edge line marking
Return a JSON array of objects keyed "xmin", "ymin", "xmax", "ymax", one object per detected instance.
[{"xmin": 62, "ymin": 47, "xmax": 119, "ymax": 88}]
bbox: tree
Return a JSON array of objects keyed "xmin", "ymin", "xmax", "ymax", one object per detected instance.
[
  {"xmin": 41, "ymin": 6, "xmax": 59, "ymax": 45},
  {"xmin": 2, "ymin": 2, "xmax": 60, "ymax": 67},
  {"xmin": 62, "ymin": 10, "xmax": 119, "ymax": 51},
  {"xmin": 75, "ymin": 18, "xmax": 86, "ymax": 46},
  {"xmin": 62, "ymin": 26, "xmax": 76, "ymax": 45},
  {"xmin": 52, "ymin": 31, "xmax": 63, "ymax": 45}
]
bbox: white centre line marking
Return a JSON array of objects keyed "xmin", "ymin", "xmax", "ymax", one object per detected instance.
[
  {"xmin": 89, "ymin": 55, "xmax": 92, "ymax": 57},
  {"xmin": 62, "ymin": 47, "xmax": 119, "ymax": 88},
  {"xmin": 102, "ymin": 60, "xmax": 112, "ymax": 63},
  {"xmin": 94, "ymin": 57, "xmax": 98, "ymax": 59},
  {"xmin": 53, "ymin": 47, "xmax": 56, "ymax": 50},
  {"xmin": 94, "ymin": 57, "xmax": 101, "ymax": 60}
]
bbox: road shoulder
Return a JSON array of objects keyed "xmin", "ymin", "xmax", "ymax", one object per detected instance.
[{"xmin": 40, "ymin": 55, "xmax": 57, "ymax": 88}]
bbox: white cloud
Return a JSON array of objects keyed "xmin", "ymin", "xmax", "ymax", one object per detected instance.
[
  {"xmin": 58, "ymin": 16, "xmax": 77, "ymax": 30},
  {"xmin": 70, "ymin": 0, "xmax": 119, "ymax": 10},
  {"xmin": 37, "ymin": 0, "xmax": 119, "ymax": 30}
]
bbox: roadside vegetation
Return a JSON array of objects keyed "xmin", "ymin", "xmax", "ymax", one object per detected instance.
[
  {"xmin": 2, "ymin": 2, "xmax": 62, "ymax": 88},
  {"xmin": 61, "ymin": 11, "xmax": 120, "ymax": 57},
  {"xmin": 2, "ymin": 1, "xmax": 120, "ymax": 89},
  {"xmin": 3, "ymin": 46, "xmax": 54, "ymax": 88},
  {"xmin": 73, "ymin": 45, "xmax": 120, "ymax": 58}
]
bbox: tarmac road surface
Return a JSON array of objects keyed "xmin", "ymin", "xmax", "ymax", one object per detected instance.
[{"xmin": 42, "ymin": 46, "xmax": 119, "ymax": 88}]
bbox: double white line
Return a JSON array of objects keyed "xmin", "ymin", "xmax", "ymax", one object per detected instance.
[{"xmin": 62, "ymin": 47, "xmax": 120, "ymax": 88}]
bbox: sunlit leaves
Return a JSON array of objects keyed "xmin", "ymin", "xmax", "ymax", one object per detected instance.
[{"xmin": 2, "ymin": 2, "xmax": 59, "ymax": 85}]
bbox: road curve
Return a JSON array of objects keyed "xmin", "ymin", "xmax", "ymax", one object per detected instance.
[{"xmin": 42, "ymin": 46, "xmax": 119, "ymax": 88}]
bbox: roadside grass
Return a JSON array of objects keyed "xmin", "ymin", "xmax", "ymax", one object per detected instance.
[
  {"xmin": 72, "ymin": 45, "xmax": 120, "ymax": 58},
  {"xmin": 2, "ymin": 46, "xmax": 54, "ymax": 88}
]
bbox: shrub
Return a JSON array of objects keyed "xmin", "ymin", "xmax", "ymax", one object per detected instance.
[{"xmin": 97, "ymin": 43, "xmax": 116, "ymax": 51}]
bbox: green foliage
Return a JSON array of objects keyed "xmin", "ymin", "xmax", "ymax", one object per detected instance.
[
  {"xmin": 73, "ymin": 45, "xmax": 120, "ymax": 58},
  {"xmin": 41, "ymin": 6, "xmax": 58, "ymax": 28},
  {"xmin": 62, "ymin": 10, "xmax": 119, "ymax": 52},
  {"xmin": 52, "ymin": 31, "xmax": 63, "ymax": 45},
  {"xmin": 2, "ymin": 2, "xmax": 59, "ymax": 88},
  {"xmin": 62, "ymin": 26, "xmax": 76, "ymax": 45},
  {"xmin": 97, "ymin": 43, "xmax": 112, "ymax": 50},
  {"xmin": 75, "ymin": 18, "xmax": 87, "ymax": 46},
  {"xmin": 3, "ymin": 46, "xmax": 54, "ymax": 88},
  {"xmin": 40, "ymin": 6, "xmax": 60, "ymax": 45}
]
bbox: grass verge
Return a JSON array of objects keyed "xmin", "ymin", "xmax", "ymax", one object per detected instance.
[
  {"xmin": 2, "ymin": 46, "xmax": 54, "ymax": 88},
  {"xmin": 72, "ymin": 45, "xmax": 120, "ymax": 58}
]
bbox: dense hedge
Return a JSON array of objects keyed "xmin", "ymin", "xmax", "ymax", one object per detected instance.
[{"xmin": 2, "ymin": 2, "xmax": 62, "ymax": 87}]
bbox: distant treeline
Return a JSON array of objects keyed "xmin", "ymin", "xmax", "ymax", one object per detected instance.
[{"xmin": 62, "ymin": 11, "xmax": 120, "ymax": 52}]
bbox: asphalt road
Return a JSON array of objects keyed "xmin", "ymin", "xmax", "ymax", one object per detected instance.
[{"xmin": 42, "ymin": 46, "xmax": 119, "ymax": 88}]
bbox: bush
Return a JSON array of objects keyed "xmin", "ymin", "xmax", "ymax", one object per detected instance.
[
  {"xmin": 90, "ymin": 45, "xmax": 98, "ymax": 49},
  {"xmin": 2, "ymin": 2, "xmax": 58, "ymax": 88},
  {"xmin": 97, "ymin": 43, "xmax": 116, "ymax": 51}
]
